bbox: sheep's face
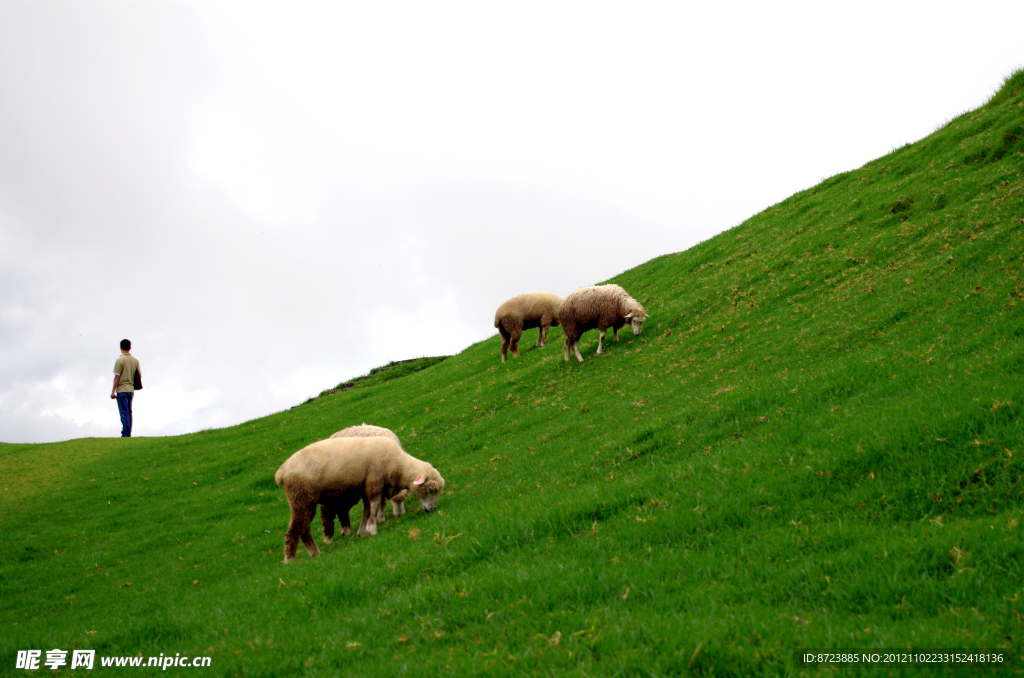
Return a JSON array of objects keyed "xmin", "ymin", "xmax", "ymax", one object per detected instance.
[
  {"xmin": 625, "ymin": 311, "xmax": 647, "ymax": 336},
  {"xmin": 411, "ymin": 468, "xmax": 445, "ymax": 512}
]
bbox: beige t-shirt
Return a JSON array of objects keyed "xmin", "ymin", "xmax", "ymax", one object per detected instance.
[{"xmin": 113, "ymin": 354, "xmax": 139, "ymax": 393}]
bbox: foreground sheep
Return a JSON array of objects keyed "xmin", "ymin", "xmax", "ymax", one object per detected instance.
[
  {"xmin": 320, "ymin": 424, "xmax": 408, "ymax": 542},
  {"xmin": 494, "ymin": 292, "xmax": 564, "ymax": 362},
  {"xmin": 329, "ymin": 424, "xmax": 408, "ymax": 517},
  {"xmin": 275, "ymin": 437, "xmax": 445, "ymax": 563},
  {"xmin": 559, "ymin": 284, "xmax": 648, "ymax": 362}
]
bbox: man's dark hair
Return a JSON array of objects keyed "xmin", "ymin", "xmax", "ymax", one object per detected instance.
[{"xmin": 120, "ymin": 339, "xmax": 131, "ymax": 351}]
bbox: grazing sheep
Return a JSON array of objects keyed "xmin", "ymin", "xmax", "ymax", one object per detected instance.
[
  {"xmin": 328, "ymin": 424, "xmax": 408, "ymax": 525},
  {"xmin": 275, "ymin": 437, "xmax": 445, "ymax": 563},
  {"xmin": 494, "ymin": 292, "xmax": 564, "ymax": 362},
  {"xmin": 558, "ymin": 284, "xmax": 648, "ymax": 362}
]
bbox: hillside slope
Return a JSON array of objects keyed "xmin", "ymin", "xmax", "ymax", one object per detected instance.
[{"xmin": 2, "ymin": 72, "xmax": 1022, "ymax": 676}]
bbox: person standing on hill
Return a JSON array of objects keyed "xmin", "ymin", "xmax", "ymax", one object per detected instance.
[{"xmin": 110, "ymin": 339, "xmax": 140, "ymax": 437}]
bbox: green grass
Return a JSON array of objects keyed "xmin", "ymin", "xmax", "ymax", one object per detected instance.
[{"xmin": 2, "ymin": 71, "xmax": 1023, "ymax": 676}]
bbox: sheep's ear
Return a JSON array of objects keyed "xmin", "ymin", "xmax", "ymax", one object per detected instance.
[
  {"xmin": 413, "ymin": 476, "xmax": 425, "ymax": 485},
  {"xmin": 624, "ymin": 312, "xmax": 633, "ymax": 319}
]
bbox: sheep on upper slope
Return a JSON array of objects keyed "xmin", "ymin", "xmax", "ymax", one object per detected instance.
[
  {"xmin": 493, "ymin": 292, "xmax": 563, "ymax": 362},
  {"xmin": 275, "ymin": 437, "xmax": 444, "ymax": 563},
  {"xmin": 558, "ymin": 284, "xmax": 648, "ymax": 362}
]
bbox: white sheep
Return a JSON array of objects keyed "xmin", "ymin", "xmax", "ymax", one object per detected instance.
[
  {"xmin": 558, "ymin": 284, "xmax": 648, "ymax": 362},
  {"xmin": 319, "ymin": 424, "xmax": 408, "ymax": 543},
  {"xmin": 493, "ymin": 292, "xmax": 564, "ymax": 362},
  {"xmin": 275, "ymin": 436, "xmax": 445, "ymax": 563}
]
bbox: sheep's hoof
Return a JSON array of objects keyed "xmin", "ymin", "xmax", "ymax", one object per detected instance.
[
  {"xmin": 323, "ymin": 535, "xmax": 332, "ymax": 544},
  {"xmin": 283, "ymin": 555, "xmax": 294, "ymax": 564}
]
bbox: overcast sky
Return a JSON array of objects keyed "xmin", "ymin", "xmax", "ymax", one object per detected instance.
[{"xmin": 1, "ymin": 1, "xmax": 1021, "ymax": 444}]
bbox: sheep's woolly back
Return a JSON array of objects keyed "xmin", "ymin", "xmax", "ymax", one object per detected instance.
[
  {"xmin": 560, "ymin": 284, "xmax": 643, "ymax": 322},
  {"xmin": 563, "ymin": 283, "xmax": 625, "ymax": 307},
  {"xmin": 494, "ymin": 292, "xmax": 563, "ymax": 328},
  {"xmin": 276, "ymin": 437, "xmax": 395, "ymax": 491},
  {"xmin": 329, "ymin": 424, "xmax": 402, "ymax": 448}
]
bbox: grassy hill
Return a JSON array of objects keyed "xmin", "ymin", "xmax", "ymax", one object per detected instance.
[{"xmin": 2, "ymin": 71, "xmax": 1023, "ymax": 676}]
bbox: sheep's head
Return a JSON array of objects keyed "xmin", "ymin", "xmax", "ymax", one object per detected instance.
[
  {"xmin": 410, "ymin": 466, "xmax": 445, "ymax": 512},
  {"xmin": 624, "ymin": 307, "xmax": 648, "ymax": 336}
]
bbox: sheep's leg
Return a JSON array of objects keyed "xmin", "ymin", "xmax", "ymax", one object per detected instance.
[
  {"xmin": 357, "ymin": 499, "xmax": 371, "ymax": 537},
  {"xmin": 613, "ymin": 327, "xmax": 620, "ymax": 342},
  {"xmin": 358, "ymin": 480, "xmax": 384, "ymax": 537},
  {"xmin": 376, "ymin": 499, "xmax": 387, "ymax": 523},
  {"xmin": 358, "ymin": 493, "xmax": 382, "ymax": 537},
  {"xmin": 392, "ymin": 489, "xmax": 409, "ymax": 517},
  {"xmin": 597, "ymin": 329, "xmax": 606, "ymax": 354},
  {"xmin": 320, "ymin": 502, "xmax": 336, "ymax": 544},
  {"xmin": 498, "ymin": 325, "xmax": 511, "ymax": 363},
  {"xmin": 573, "ymin": 341, "xmax": 584, "ymax": 362},
  {"xmin": 564, "ymin": 341, "xmax": 571, "ymax": 362},
  {"xmin": 510, "ymin": 328, "xmax": 521, "ymax": 358},
  {"xmin": 284, "ymin": 513, "xmax": 301, "ymax": 564},
  {"xmin": 536, "ymin": 323, "xmax": 547, "ymax": 347},
  {"xmin": 284, "ymin": 496, "xmax": 320, "ymax": 563},
  {"xmin": 339, "ymin": 503, "xmax": 352, "ymax": 537},
  {"xmin": 300, "ymin": 502, "xmax": 320, "ymax": 556},
  {"xmin": 365, "ymin": 497, "xmax": 381, "ymax": 536}
]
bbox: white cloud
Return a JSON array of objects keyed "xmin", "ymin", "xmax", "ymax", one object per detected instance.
[
  {"xmin": 1, "ymin": 0, "xmax": 1022, "ymax": 443},
  {"xmin": 189, "ymin": 104, "xmax": 319, "ymax": 224}
]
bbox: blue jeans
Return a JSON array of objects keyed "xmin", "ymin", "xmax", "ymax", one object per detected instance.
[{"xmin": 116, "ymin": 392, "xmax": 133, "ymax": 437}]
